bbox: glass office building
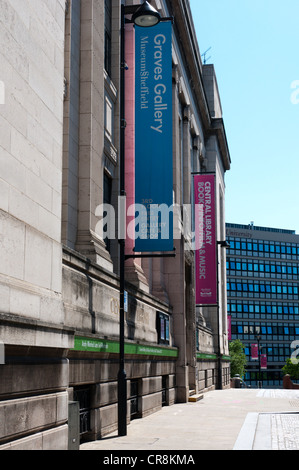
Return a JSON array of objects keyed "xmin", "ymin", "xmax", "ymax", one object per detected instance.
[{"xmin": 226, "ymin": 223, "xmax": 299, "ymax": 388}]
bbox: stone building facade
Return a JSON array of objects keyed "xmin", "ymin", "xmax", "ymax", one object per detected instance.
[{"xmin": 0, "ymin": 0, "xmax": 231, "ymax": 449}]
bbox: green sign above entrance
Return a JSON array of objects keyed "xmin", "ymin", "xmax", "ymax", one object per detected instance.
[{"xmin": 73, "ymin": 336, "xmax": 178, "ymax": 358}]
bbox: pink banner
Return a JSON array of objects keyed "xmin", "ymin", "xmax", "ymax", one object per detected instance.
[
  {"xmin": 261, "ymin": 354, "xmax": 267, "ymax": 370},
  {"xmin": 251, "ymin": 343, "xmax": 258, "ymax": 360},
  {"xmin": 194, "ymin": 174, "xmax": 217, "ymax": 305}
]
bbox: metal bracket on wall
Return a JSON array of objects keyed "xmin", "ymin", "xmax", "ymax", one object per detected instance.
[{"xmin": 125, "ymin": 250, "xmax": 176, "ymax": 260}]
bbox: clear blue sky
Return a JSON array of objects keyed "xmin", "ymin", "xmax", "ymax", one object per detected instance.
[{"xmin": 190, "ymin": 0, "xmax": 299, "ymax": 234}]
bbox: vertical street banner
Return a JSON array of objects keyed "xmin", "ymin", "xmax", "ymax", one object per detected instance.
[
  {"xmin": 134, "ymin": 22, "xmax": 173, "ymax": 252},
  {"xmin": 251, "ymin": 343, "xmax": 258, "ymax": 360},
  {"xmin": 261, "ymin": 354, "xmax": 267, "ymax": 370},
  {"xmin": 194, "ymin": 174, "xmax": 217, "ymax": 305}
]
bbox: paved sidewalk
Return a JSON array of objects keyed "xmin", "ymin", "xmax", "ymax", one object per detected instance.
[{"xmin": 80, "ymin": 388, "xmax": 299, "ymax": 451}]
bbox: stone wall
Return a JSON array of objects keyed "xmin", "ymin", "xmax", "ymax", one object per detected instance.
[
  {"xmin": 0, "ymin": 0, "xmax": 65, "ymax": 332},
  {"xmin": 0, "ymin": 0, "xmax": 69, "ymax": 450}
]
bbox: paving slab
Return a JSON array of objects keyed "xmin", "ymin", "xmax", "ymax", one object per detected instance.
[{"xmin": 80, "ymin": 388, "xmax": 299, "ymax": 451}]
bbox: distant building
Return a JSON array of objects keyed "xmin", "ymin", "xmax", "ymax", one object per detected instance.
[{"xmin": 226, "ymin": 223, "xmax": 299, "ymax": 388}]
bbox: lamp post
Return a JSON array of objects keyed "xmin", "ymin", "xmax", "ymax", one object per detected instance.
[
  {"xmin": 255, "ymin": 335, "xmax": 262, "ymax": 388},
  {"xmin": 118, "ymin": 0, "xmax": 162, "ymax": 437},
  {"xmin": 255, "ymin": 334, "xmax": 267, "ymax": 389},
  {"xmin": 216, "ymin": 240, "xmax": 230, "ymax": 389}
]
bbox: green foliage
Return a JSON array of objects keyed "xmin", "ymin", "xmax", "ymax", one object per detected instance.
[
  {"xmin": 229, "ymin": 339, "xmax": 247, "ymax": 379},
  {"xmin": 282, "ymin": 358, "xmax": 299, "ymax": 380}
]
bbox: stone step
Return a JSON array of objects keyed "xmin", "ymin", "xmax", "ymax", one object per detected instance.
[{"xmin": 188, "ymin": 393, "xmax": 204, "ymax": 403}]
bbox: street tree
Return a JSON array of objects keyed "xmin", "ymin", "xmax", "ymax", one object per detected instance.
[{"xmin": 229, "ymin": 339, "xmax": 247, "ymax": 379}]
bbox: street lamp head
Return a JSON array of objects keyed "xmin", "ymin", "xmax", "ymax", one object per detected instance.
[
  {"xmin": 217, "ymin": 240, "xmax": 230, "ymax": 249},
  {"xmin": 132, "ymin": 1, "xmax": 161, "ymax": 27}
]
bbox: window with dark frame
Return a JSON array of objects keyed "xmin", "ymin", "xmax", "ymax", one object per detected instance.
[
  {"xmin": 157, "ymin": 312, "xmax": 170, "ymax": 345},
  {"xmin": 105, "ymin": 0, "xmax": 112, "ymax": 77},
  {"xmin": 103, "ymin": 172, "xmax": 112, "ymax": 252}
]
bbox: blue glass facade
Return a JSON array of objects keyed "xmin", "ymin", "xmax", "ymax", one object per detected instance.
[{"xmin": 226, "ymin": 223, "xmax": 299, "ymax": 388}]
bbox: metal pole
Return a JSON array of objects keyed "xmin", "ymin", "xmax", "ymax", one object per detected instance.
[
  {"xmin": 257, "ymin": 336, "xmax": 261, "ymax": 389},
  {"xmin": 118, "ymin": 0, "xmax": 127, "ymax": 436},
  {"xmin": 216, "ymin": 244, "xmax": 222, "ymax": 389}
]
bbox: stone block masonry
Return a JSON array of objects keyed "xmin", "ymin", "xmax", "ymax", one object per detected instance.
[{"xmin": 0, "ymin": 0, "xmax": 70, "ymax": 450}]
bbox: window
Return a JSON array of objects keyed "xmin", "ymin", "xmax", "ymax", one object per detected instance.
[
  {"xmin": 105, "ymin": 0, "xmax": 112, "ymax": 76},
  {"xmin": 103, "ymin": 172, "xmax": 112, "ymax": 252},
  {"xmin": 104, "ymin": 93, "xmax": 114, "ymax": 142},
  {"xmin": 157, "ymin": 312, "xmax": 170, "ymax": 345},
  {"xmin": 73, "ymin": 386, "xmax": 91, "ymax": 436},
  {"xmin": 130, "ymin": 380, "xmax": 139, "ymax": 418}
]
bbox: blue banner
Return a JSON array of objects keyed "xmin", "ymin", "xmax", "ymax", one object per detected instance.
[{"xmin": 134, "ymin": 22, "xmax": 173, "ymax": 252}]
